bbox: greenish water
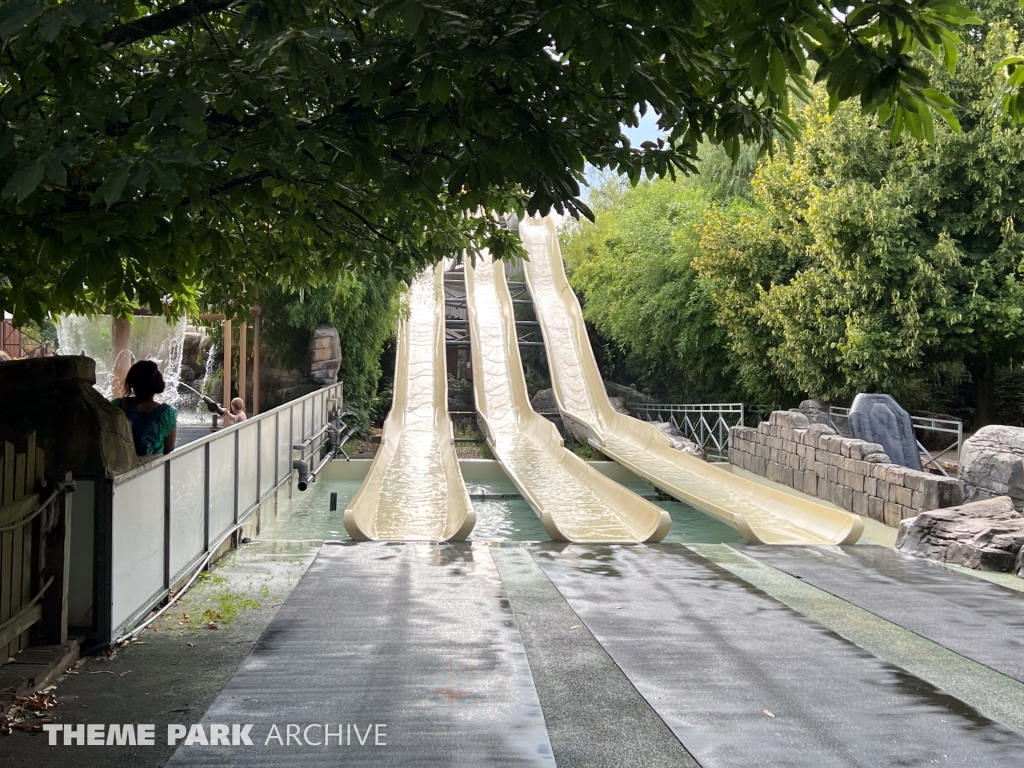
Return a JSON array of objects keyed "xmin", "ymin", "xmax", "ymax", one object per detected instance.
[
  {"xmin": 261, "ymin": 475, "xmax": 743, "ymax": 544},
  {"xmin": 261, "ymin": 479, "xmax": 360, "ymax": 541}
]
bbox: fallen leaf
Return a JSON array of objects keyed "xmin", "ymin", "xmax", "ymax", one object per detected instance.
[
  {"xmin": 206, "ymin": 623, "xmax": 219, "ymax": 630},
  {"xmin": 764, "ymin": 710, "xmax": 775, "ymax": 718},
  {"xmin": 187, "ymin": 642, "xmax": 195, "ymax": 648}
]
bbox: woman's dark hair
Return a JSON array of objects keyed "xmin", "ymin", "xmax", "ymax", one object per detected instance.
[{"xmin": 124, "ymin": 360, "xmax": 165, "ymax": 400}]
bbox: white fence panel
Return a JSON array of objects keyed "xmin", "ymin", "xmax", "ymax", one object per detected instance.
[
  {"xmin": 260, "ymin": 417, "xmax": 276, "ymax": 498},
  {"xmin": 237, "ymin": 422, "xmax": 259, "ymax": 513},
  {"xmin": 277, "ymin": 406, "xmax": 293, "ymax": 484},
  {"xmin": 169, "ymin": 448, "xmax": 205, "ymax": 577},
  {"xmin": 208, "ymin": 433, "xmax": 236, "ymax": 541},
  {"xmin": 111, "ymin": 470, "xmax": 165, "ymax": 632}
]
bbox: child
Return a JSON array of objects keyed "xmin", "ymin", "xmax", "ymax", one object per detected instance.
[{"xmin": 228, "ymin": 397, "xmax": 247, "ymax": 424}]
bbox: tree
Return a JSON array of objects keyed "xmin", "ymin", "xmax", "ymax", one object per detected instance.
[
  {"xmin": 258, "ymin": 272, "xmax": 403, "ymax": 412},
  {"xmin": 562, "ymin": 170, "xmax": 740, "ymax": 402},
  {"xmin": 0, "ymin": 0, "xmax": 978, "ymax": 322},
  {"xmin": 696, "ymin": 2, "xmax": 1024, "ymax": 424}
]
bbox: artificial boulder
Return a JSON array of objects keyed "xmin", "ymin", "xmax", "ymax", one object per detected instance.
[
  {"xmin": 306, "ymin": 324, "xmax": 342, "ymax": 385},
  {"xmin": 653, "ymin": 422, "xmax": 706, "ymax": 460},
  {"xmin": 849, "ymin": 393, "xmax": 921, "ymax": 471},
  {"xmin": 604, "ymin": 381, "xmax": 654, "ymax": 406},
  {"xmin": 0, "ymin": 355, "xmax": 137, "ymax": 476},
  {"xmin": 895, "ymin": 496, "xmax": 1024, "ymax": 571},
  {"xmin": 530, "ymin": 388, "xmax": 559, "ymax": 414},
  {"xmin": 959, "ymin": 425, "xmax": 1024, "ymax": 512},
  {"xmin": 798, "ymin": 399, "xmax": 831, "ymax": 425}
]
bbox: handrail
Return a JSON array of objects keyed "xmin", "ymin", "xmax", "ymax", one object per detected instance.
[
  {"xmin": 113, "ymin": 382, "xmax": 342, "ymax": 486},
  {"xmin": 292, "ymin": 423, "xmax": 330, "ymax": 450},
  {"xmin": 632, "ymin": 403, "xmax": 747, "ymax": 458}
]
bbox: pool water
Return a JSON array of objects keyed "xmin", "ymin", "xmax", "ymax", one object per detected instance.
[{"xmin": 261, "ymin": 473, "xmax": 743, "ymax": 544}]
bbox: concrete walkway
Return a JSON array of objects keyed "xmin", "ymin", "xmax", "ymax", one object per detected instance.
[
  {"xmin": 166, "ymin": 542, "xmax": 1024, "ymax": 768},
  {"xmin": 7, "ymin": 542, "xmax": 1024, "ymax": 767}
]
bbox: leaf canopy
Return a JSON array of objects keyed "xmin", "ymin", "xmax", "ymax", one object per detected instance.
[{"xmin": 0, "ymin": 0, "xmax": 979, "ymax": 321}]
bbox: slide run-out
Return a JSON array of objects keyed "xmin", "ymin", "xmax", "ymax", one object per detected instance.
[
  {"xmin": 344, "ymin": 265, "xmax": 476, "ymax": 542},
  {"xmin": 518, "ymin": 216, "xmax": 863, "ymax": 546},
  {"xmin": 463, "ymin": 250, "xmax": 670, "ymax": 542}
]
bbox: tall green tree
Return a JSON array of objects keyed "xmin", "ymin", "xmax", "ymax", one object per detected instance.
[
  {"xmin": 0, "ymin": 0, "xmax": 978, "ymax": 322},
  {"xmin": 259, "ymin": 272, "xmax": 404, "ymax": 411},
  {"xmin": 697, "ymin": 3, "xmax": 1024, "ymax": 424},
  {"xmin": 562, "ymin": 170, "xmax": 742, "ymax": 402}
]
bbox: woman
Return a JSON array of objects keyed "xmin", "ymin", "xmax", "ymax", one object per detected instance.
[{"xmin": 112, "ymin": 360, "xmax": 178, "ymax": 455}]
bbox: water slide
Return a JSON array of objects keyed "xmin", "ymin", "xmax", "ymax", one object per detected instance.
[
  {"xmin": 518, "ymin": 216, "xmax": 863, "ymax": 546},
  {"xmin": 463, "ymin": 250, "xmax": 671, "ymax": 543},
  {"xmin": 344, "ymin": 265, "xmax": 476, "ymax": 541}
]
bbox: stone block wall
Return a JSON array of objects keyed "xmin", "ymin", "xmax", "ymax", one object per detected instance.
[{"xmin": 730, "ymin": 411, "xmax": 962, "ymax": 527}]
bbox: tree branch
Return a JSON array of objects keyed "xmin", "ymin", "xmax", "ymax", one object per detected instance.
[{"xmin": 103, "ymin": 0, "xmax": 242, "ymax": 48}]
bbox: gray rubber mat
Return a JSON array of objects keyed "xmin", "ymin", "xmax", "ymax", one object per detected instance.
[
  {"xmin": 167, "ymin": 542, "xmax": 553, "ymax": 767},
  {"xmin": 529, "ymin": 543, "xmax": 1024, "ymax": 768},
  {"xmin": 743, "ymin": 545, "xmax": 1024, "ymax": 683}
]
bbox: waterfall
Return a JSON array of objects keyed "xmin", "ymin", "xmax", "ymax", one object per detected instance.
[{"xmin": 56, "ymin": 315, "xmax": 188, "ymax": 406}]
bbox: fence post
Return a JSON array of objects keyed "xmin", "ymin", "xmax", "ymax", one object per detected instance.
[
  {"xmin": 203, "ymin": 442, "xmax": 211, "ymax": 552},
  {"xmin": 38, "ymin": 472, "xmax": 72, "ymax": 645},
  {"xmin": 163, "ymin": 461, "xmax": 171, "ymax": 593}
]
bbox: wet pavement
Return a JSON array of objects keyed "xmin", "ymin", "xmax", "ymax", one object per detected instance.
[
  {"xmin": 7, "ymin": 534, "xmax": 1024, "ymax": 766},
  {"xmin": 744, "ymin": 545, "xmax": 1024, "ymax": 683},
  {"xmin": 158, "ymin": 540, "xmax": 1024, "ymax": 768}
]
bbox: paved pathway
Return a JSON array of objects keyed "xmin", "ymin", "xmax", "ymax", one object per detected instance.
[{"xmin": 163, "ymin": 543, "xmax": 1024, "ymax": 767}]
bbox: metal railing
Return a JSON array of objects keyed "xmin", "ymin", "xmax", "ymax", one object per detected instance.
[
  {"xmin": 828, "ymin": 406, "xmax": 962, "ymax": 477},
  {"xmin": 633, "ymin": 403, "xmax": 746, "ymax": 459},
  {"xmin": 104, "ymin": 382, "xmax": 342, "ymax": 641}
]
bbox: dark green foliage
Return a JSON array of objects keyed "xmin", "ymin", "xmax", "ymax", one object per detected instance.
[
  {"xmin": 259, "ymin": 273, "xmax": 403, "ymax": 411},
  {"xmin": 561, "ymin": 155, "xmax": 756, "ymax": 403},
  {"xmin": 697, "ymin": 4, "xmax": 1024, "ymax": 420},
  {"xmin": 0, "ymin": 0, "xmax": 978, "ymax": 323}
]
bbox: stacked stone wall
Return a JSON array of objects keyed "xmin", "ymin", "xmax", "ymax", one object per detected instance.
[{"xmin": 730, "ymin": 411, "xmax": 962, "ymax": 527}]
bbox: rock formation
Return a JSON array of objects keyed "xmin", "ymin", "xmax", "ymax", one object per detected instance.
[
  {"xmin": 849, "ymin": 393, "xmax": 922, "ymax": 471},
  {"xmin": 959, "ymin": 425, "xmax": 1024, "ymax": 512},
  {"xmin": 653, "ymin": 422, "xmax": 706, "ymax": 460},
  {"xmin": 895, "ymin": 496, "xmax": 1024, "ymax": 571},
  {"xmin": 306, "ymin": 324, "xmax": 342, "ymax": 385},
  {"xmin": 798, "ymin": 399, "xmax": 831, "ymax": 425}
]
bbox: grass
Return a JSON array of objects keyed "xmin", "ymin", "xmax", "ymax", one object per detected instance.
[
  {"xmin": 566, "ymin": 440, "xmax": 606, "ymax": 461},
  {"xmin": 175, "ymin": 570, "xmax": 262, "ymax": 629}
]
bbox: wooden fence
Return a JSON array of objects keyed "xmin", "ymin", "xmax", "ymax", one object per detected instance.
[{"xmin": 0, "ymin": 433, "xmax": 72, "ymax": 660}]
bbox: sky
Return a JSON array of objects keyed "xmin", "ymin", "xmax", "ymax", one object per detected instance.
[
  {"xmin": 580, "ymin": 108, "xmax": 666, "ymax": 200},
  {"xmin": 622, "ymin": 109, "xmax": 665, "ymax": 146}
]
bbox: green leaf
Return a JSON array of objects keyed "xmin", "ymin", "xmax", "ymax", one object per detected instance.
[
  {"xmin": 45, "ymin": 153, "xmax": 67, "ymax": 186},
  {"xmin": 0, "ymin": 0, "xmax": 44, "ymax": 41},
  {"xmin": 39, "ymin": 7, "xmax": 63, "ymax": 41},
  {"xmin": 403, "ymin": 1, "xmax": 424, "ymax": 35},
  {"xmin": 96, "ymin": 162, "xmax": 132, "ymax": 208},
  {"xmin": 174, "ymin": 115, "xmax": 206, "ymax": 134},
  {"xmin": 2, "ymin": 159, "xmax": 44, "ymax": 202}
]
